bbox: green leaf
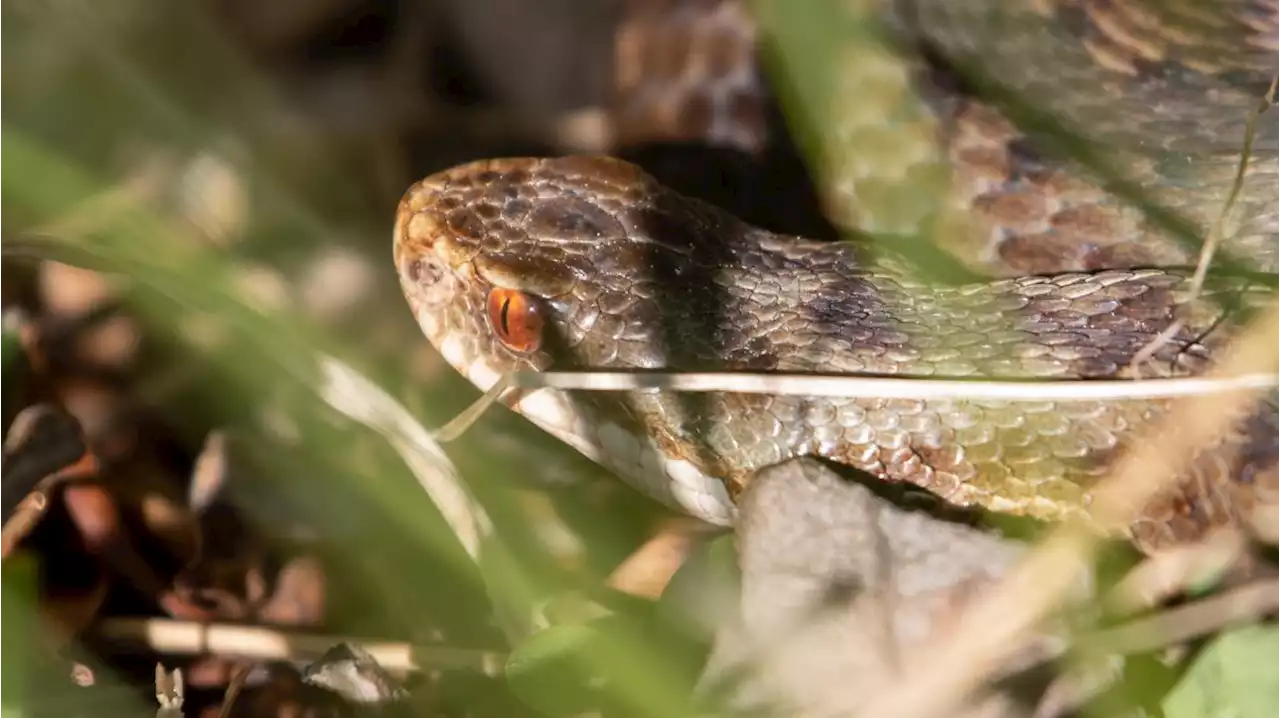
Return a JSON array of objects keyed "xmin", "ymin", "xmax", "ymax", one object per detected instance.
[
  {"xmin": 505, "ymin": 609, "xmax": 705, "ymax": 718},
  {"xmin": 1164, "ymin": 624, "xmax": 1279, "ymax": 718},
  {"xmin": 1, "ymin": 557, "xmax": 41, "ymax": 713},
  {"xmin": 504, "ymin": 618, "xmax": 615, "ymax": 717}
]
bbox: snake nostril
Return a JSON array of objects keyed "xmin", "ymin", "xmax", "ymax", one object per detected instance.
[{"xmin": 405, "ymin": 257, "xmax": 445, "ymax": 286}]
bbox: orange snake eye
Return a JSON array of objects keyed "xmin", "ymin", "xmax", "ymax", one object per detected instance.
[{"xmin": 486, "ymin": 288, "xmax": 545, "ymax": 354}]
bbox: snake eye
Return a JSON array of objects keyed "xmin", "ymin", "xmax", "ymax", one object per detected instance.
[{"xmin": 486, "ymin": 288, "xmax": 544, "ymax": 354}]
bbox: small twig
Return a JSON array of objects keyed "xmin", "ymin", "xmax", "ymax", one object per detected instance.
[
  {"xmin": 503, "ymin": 369, "xmax": 1278, "ymax": 402},
  {"xmin": 216, "ymin": 664, "xmax": 250, "ymax": 718},
  {"xmin": 1126, "ymin": 76, "xmax": 1278, "ymax": 375},
  {"xmin": 256, "ymin": 358, "xmax": 547, "ymax": 642},
  {"xmin": 94, "ymin": 618, "xmax": 506, "ymax": 676},
  {"xmin": 316, "ymin": 354, "xmax": 492, "ymax": 560},
  {"xmin": 606, "ymin": 518, "xmax": 713, "ymax": 599},
  {"xmin": 432, "ymin": 373, "xmax": 516, "ymax": 442},
  {"xmin": 1188, "ymin": 76, "xmax": 1277, "ymax": 297},
  {"xmin": 1082, "ymin": 577, "xmax": 1279, "ymax": 657}
]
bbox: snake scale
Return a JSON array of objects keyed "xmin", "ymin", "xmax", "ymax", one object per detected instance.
[{"xmin": 394, "ymin": 0, "xmax": 1279, "ymax": 552}]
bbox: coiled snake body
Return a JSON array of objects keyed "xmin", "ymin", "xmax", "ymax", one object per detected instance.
[{"xmin": 395, "ymin": 0, "xmax": 1279, "ymax": 552}]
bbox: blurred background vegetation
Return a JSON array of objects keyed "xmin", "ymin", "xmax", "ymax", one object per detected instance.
[
  {"xmin": 2, "ymin": 1, "xmax": 1277, "ymax": 717},
  {"xmin": 2, "ymin": 1, "xmax": 711, "ymax": 715}
]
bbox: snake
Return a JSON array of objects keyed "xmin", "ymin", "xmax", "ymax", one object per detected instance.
[{"xmin": 393, "ymin": 0, "xmax": 1279, "ymax": 553}]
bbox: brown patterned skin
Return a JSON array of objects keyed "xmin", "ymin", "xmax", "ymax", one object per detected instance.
[
  {"xmin": 611, "ymin": 0, "xmax": 1278, "ymax": 278},
  {"xmin": 394, "ymin": 0, "xmax": 1278, "ymax": 553},
  {"xmin": 395, "ymin": 156, "xmax": 1278, "ymax": 551},
  {"xmin": 614, "ymin": 0, "xmax": 766, "ymax": 153},
  {"xmin": 893, "ymin": 0, "xmax": 1279, "ymax": 276}
]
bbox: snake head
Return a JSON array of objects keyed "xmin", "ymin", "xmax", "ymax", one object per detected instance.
[
  {"xmin": 395, "ymin": 156, "xmax": 748, "ymax": 522},
  {"xmin": 394, "ymin": 155, "xmax": 762, "ymax": 389}
]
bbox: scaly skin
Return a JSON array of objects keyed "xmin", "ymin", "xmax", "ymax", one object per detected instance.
[{"xmin": 394, "ymin": 156, "xmax": 1278, "ymax": 552}]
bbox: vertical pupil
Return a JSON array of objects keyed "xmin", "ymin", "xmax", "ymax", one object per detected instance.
[{"xmin": 499, "ymin": 297, "xmax": 512, "ymax": 335}]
